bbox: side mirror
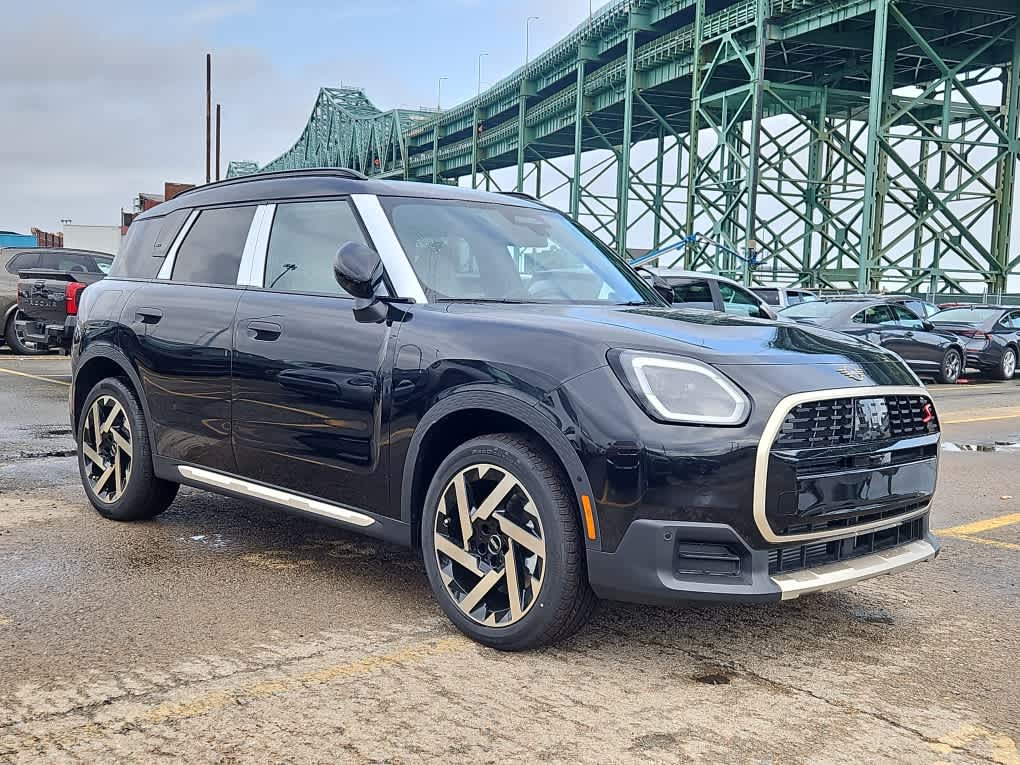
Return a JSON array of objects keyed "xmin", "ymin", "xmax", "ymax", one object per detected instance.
[
  {"xmin": 922, "ymin": 320, "xmax": 935, "ymax": 332},
  {"xmin": 333, "ymin": 241, "xmax": 384, "ymax": 300},
  {"xmin": 653, "ymin": 284, "xmax": 674, "ymax": 304},
  {"xmin": 334, "ymin": 241, "xmax": 391, "ymax": 322}
]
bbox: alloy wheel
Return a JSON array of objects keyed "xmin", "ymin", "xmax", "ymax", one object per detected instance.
[
  {"xmin": 1004, "ymin": 350, "xmax": 1016, "ymax": 379},
  {"xmin": 945, "ymin": 351, "xmax": 961, "ymax": 381},
  {"xmin": 81, "ymin": 395, "xmax": 132, "ymax": 504},
  {"xmin": 433, "ymin": 463, "xmax": 545, "ymax": 626}
]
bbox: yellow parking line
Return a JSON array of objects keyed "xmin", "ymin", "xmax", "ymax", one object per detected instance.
[
  {"xmin": 942, "ymin": 534, "xmax": 1020, "ymax": 553},
  {"xmin": 0, "ymin": 367, "xmax": 70, "ymax": 387},
  {"xmin": 941, "ymin": 412, "xmax": 1020, "ymax": 425},
  {"xmin": 937, "ymin": 512, "xmax": 1020, "ymax": 536}
]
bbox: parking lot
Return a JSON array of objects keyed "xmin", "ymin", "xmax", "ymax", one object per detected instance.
[{"xmin": 0, "ymin": 351, "xmax": 1017, "ymax": 764}]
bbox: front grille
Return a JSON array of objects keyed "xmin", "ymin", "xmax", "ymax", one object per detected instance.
[
  {"xmin": 768, "ymin": 517, "xmax": 925, "ymax": 575},
  {"xmin": 775, "ymin": 395, "xmax": 937, "ymax": 451}
]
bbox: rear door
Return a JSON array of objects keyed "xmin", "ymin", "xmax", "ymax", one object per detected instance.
[
  {"xmin": 231, "ymin": 197, "xmax": 395, "ymax": 516},
  {"xmin": 121, "ymin": 205, "xmax": 256, "ymax": 472},
  {"xmin": 883, "ymin": 304, "xmax": 944, "ymax": 371}
]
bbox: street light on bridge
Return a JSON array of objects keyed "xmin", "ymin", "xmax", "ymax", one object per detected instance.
[
  {"xmin": 477, "ymin": 52, "xmax": 488, "ymax": 97},
  {"xmin": 525, "ymin": 16, "xmax": 540, "ymax": 67},
  {"xmin": 437, "ymin": 76, "xmax": 449, "ymax": 111}
]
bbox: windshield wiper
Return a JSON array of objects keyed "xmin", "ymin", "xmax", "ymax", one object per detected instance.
[{"xmin": 616, "ymin": 301, "xmax": 654, "ymax": 306}]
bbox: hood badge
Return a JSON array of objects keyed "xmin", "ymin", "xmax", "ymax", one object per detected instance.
[{"xmin": 837, "ymin": 366, "xmax": 866, "ymax": 382}]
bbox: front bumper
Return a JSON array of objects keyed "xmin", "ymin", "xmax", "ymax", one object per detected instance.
[{"xmin": 586, "ymin": 517, "xmax": 940, "ymax": 605}]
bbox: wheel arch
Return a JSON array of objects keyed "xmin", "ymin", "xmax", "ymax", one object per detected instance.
[
  {"xmin": 401, "ymin": 388, "xmax": 599, "ymax": 551},
  {"xmin": 73, "ymin": 345, "xmax": 155, "ymax": 452}
]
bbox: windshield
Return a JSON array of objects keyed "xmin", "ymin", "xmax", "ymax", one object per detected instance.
[
  {"xmin": 381, "ymin": 197, "xmax": 658, "ymax": 304},
  {"xmin": 931, "ymin": 307, "xmax": 1001, "ymax": 325},
  {"xmin": 778, "ymin": 300, "xmax": 854, "ymax": 319}
]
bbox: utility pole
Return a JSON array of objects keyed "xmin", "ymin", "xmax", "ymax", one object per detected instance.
[
  {"xmin": 205, "ymin": 53, "xmax": 212, "ymax": 184},
  {"xmin": 438, "ymin": 76, "xmax": 449, "ymax": 110},
  {"xmin": 215, "ymin": 104, "xmax": 222, "ymax": 181}
]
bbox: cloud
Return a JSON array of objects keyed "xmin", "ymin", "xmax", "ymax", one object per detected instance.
[
  {"xmin": 0, "ymin": 13, "xmax": 305, "ymax": 233},
  {"xmin": 187, "ymin": 0, "xmax": 257, "ymax": 24}
]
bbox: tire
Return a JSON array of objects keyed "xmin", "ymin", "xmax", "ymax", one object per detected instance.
[
  {"xmin": 77, "ymin": 377, "xmax": 178, "ymax": 521},
  {"xmin": 4, "ymin": 310, "xmax": 49, "ymax": 356},
  {"xmin": 994, "ymin": 347, "xmax": 1017, "ymax": 381},
  {"xmin": 936, "ymin": 348, "xmax": 962, "ymax": 385},
  {"xmin": 421, "ymin": 433, "xmax": 596, "ymax": 651}
]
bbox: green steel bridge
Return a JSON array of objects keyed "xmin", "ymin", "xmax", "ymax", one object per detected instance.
[{"xmin": 227, "ymin": 0, "xmax": 1020, "ymax": 292}]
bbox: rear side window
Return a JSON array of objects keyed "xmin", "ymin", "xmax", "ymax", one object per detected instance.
[
  {"xmin": 5, "ymin": 252, "xmax": 38, "ymax": 274},
  {"xmin": 172, "ymin": 206, "xmax": 256, "ymax": 285},
  {"xmin": 755, "ymin": 288, "xmax": 780, "ymax": 305},
  {"xmin": 264, "ymin": 200, "xmax": 368, "ymax": 296},
  {"xmin": 110, "ymin": 209, "xmax": 190, "ymax": 279}
]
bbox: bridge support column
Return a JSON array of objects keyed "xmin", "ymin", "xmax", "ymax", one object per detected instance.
[
  {"xmin": 616, "ymin": 28, "xmax": 637, "ymax": 255},
  {"xmin": 684, "ymin": 0, "xmax": 705, "ymax": 270},
  {"xmin": 858, "ymin": 0, "xmax": 890, "ymax": 291},
  {"xmin": 471, "ymin": 107, "xmax": 480, "ymax": 189},
  {"xmin": 991, "ymin": 25, "xmax": 1020, "ymax": 294},
  {"xmin": 571, "ymin": 46, "xmax": 596, "ymax": 219}
]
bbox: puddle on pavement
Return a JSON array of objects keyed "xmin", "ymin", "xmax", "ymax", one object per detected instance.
[
  {"xmin": 942, "ymin": 439, "xmax": 1020, "ymax": 452},
  {"xmin": 178, "ymin": 533, "xmax": 232, "ymax": 550}
]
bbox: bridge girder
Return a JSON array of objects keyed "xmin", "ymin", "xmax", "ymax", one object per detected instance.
[{"xmin": 227, "ymin": 0, "xmax": 1020, "ymax": 293}]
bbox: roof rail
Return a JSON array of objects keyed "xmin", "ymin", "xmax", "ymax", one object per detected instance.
[{"xmin": 171, "ymin": 167, "xmax": 368, "ymax": 202}]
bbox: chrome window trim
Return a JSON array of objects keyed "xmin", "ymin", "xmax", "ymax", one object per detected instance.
[
  {"xmin": 237, "ymin": 204, "xmax": 276, "ymax": 287},
  {"xmin": 156, "ymin": 209, "xmax": 200, "ymax": 280},
  {"xmin": 350, "ymin": 193, "xmax": 428, "ymax": 304},
  {"xmin": 753, "ymin": 384, "xmax": 937, "ymax": 544},
  {"xmin": 771, "ymin": 538, "xmax": 938, "ymax": 600},
  {"xmin": 178, "ymin": 465, "xmax": 375, "ymax": 528}
]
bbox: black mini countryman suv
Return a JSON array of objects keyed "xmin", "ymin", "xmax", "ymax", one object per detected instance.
[{"xmin": 70, "ymin": 169, "xmax": 941, "ymax": 650}]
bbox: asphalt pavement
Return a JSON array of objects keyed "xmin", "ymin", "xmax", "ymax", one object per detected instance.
[{"xmin": 0, "ymin": 350, "xmax": 1018, "ymax": 764}]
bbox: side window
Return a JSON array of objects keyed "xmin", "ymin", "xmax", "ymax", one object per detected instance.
[
  {"xmin": 718, "ymin": 283, "xmax": 761, "ymax": 315},
  {"xmin": 264, "ymin": 200, "xmax": 369, "ymax": 296},
  {"xmin": 172, "ymin": 206, "xmax": 256, "ymax": 285},
  {"xmin": 5, "ymin": 252, "xmax": 37, "ymax": 274},
  {"xmin": 671, "ymin": 279, "xmax": 713, "ymax": 304},
  {"xmin": 111, "ymin": 217, "xmax": 162, "ymax": 278},
  {"xmin": 1005, "ymin": 312, "xmax": 1020, "ymax": 330},
  {"xmin": 856, "ymin": 305, "xmax": 894, "ymax": 325},
  {"xmin": 890, "ymin": 304, "xmax": 924, "ymax": 329},
  {"xmin": 756, "ymin": 289, "xmax": 780, "ymax": 305}
]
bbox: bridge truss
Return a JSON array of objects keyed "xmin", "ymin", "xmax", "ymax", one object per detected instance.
[{"xmin": 228, "ymin": 0, "xmax": 1020, "ymax": 292}]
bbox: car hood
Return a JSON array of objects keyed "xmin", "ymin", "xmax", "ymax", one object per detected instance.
[{"xmin": 442, "ymin": 303, "xmax": 903, "ymax": 367}]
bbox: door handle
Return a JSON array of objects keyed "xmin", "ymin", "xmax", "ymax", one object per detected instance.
[
  {"xmin": 135, "ymin": 307, "xmax": 163, "ymax": 324},
  {"xmin": 247, "ymin": 320, "xmax": 282, "ymax": 341}
]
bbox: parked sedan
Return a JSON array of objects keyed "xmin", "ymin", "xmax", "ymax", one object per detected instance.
[
  {"xmin": 929, "ymin": 305, "xmax": 1019, "ymax": 380},
  {"xmin": 779, "ymin": 298, "xmax": 966, "ymax": 383}
]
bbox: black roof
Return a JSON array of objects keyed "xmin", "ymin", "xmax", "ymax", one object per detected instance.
[{"xmin": 137, "ymin": 168, "xmax": 545, "ymax": 220}]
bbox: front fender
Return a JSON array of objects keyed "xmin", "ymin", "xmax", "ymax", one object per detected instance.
[{"xmin": 399, "ymin": 386, "xmax": 601, "ymax": 550}]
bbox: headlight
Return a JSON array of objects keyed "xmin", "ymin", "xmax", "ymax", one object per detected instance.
[{"xmin": 609, "ymin": 350, "xmax": 751, "ymax": 425}]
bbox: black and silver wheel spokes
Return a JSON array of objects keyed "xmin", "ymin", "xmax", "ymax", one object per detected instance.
[
  {"xmin": 81, "ymin": 395, "xmax": 132, "ymax": 503},
  {"xmin": 433, "ymin": 464, "xmax": 545, "ymax": 626}
]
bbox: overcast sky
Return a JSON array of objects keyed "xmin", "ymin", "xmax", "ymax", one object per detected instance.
[{"xmin": 0, "ymin": 0, "xmax": 596, "ymax": 234}]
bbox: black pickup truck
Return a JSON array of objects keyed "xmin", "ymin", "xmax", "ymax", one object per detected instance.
[{"xmin": 16, "ymin": 267, "xmax": 108, "ymax": 353}]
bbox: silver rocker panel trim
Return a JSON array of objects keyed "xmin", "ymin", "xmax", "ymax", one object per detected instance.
[
  {"xmin": 753, "ymin": 385, "xmax": 938, "ymax": 544},
  {"xmin": 178, "ymin": 465, "xmax": 375, "ymax": 528},
  {"xmin": 771, "ymin": 538, "xmax": 938, "ymax": 600}
]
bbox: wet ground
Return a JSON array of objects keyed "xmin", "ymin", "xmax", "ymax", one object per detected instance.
[{"xmin": 0, "ymin": 350, "xmax": 1018, "ymax": 764}]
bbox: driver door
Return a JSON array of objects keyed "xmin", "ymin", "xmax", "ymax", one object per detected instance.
[{"xmin": 231, "ymin": 197, "xmax": 396, "ymax": 517}]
